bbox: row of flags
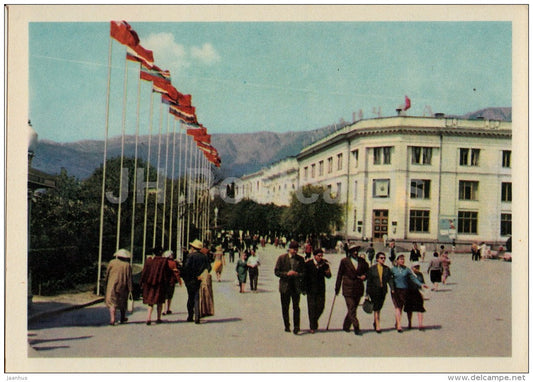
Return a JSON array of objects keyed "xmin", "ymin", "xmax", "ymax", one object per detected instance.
[{"xmin": 110, "ymin": 20, "xmax": 221, "ymax": 168}]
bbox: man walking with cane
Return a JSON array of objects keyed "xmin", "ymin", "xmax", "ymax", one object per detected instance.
[{"xmin": 335, "ymin": 244, "xmax": 369, "ymax": 335}]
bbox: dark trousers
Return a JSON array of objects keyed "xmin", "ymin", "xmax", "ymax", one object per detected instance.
[
  {"xmin": 307, "ymin": 293, "xmax": 326, "ymax": 331},
  {"xmin": 249, "ymin": 268, "xmax": 259, "ymax": 290},
  {"xmin": 185, "ymin": 281, "xmax": 201, "ymax": 322},
  {"xmin": 343, "ymin": 294, "xmax": 362, "ymax": 332},
  {"xmin": 280, "ymin": 289, "xmax": 301, "ymax": 330},
  {"xmin": 229, "ymin": 250, "xmax": 235, "ymax": 263}
]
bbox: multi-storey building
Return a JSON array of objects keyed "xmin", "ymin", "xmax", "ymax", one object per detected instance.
[{"xmin": 231, "ymin": 115, "xmax": 511, "ymax": 244}]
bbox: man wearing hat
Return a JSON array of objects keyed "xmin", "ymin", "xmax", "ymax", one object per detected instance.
[
  {"xmin": 274, "ymin": 240, "xmax": 306, "ymax": 334},
  {"xmin": 303, "ymin": 248, "xmax": 331, "ymax": 333},
  {"xmin": 335, "ymin": 244, "xmax": 369, "ymax": 335},
  {"xmin": 182, "ymin": 239, "xmax": 211, "ymax": 323}
]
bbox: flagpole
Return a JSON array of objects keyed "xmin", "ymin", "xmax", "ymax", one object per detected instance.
[
  {"xmin": 161, "ymin": 110, "xmax": 171, "ymax": 247},
  {"xmin": 129, "ymin": 63, "xmax": 142, "ymax": 264},
  {"xmin": 186, "ymin": 133, "xmax": 194, "ymax": 245},
  {"xmin": 168, "ymin": 119, "xmax": 177, "ymax": 252},
  {"xmin": 97, "ymin": 36, "xmax": 113, "ymax": 296},
  {"xmin": 179, "ymin": 125, "xmax": 188, "ymax": 258},
  {"xmin": 141, "ymin": 91, "xmax": 155, "ymax": 266},
  {"xmin": 152, "ymin": 101, "xmax": 163, "ymax": 248}
]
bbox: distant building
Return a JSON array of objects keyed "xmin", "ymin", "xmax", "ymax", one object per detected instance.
[{"xmin": 225, "ymin": 115, "xmax": 512, "ymax": 245}]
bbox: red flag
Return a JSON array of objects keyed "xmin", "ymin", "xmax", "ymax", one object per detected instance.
[
  {"xmin": 156, "ymin": 83, "xmax": 179, "ymax": 102},
  {"xmin": 194, "ymin": 134, "xmax": 211, "ymax": 144},
  {"xmin": 110, "ymin": 21, "xmax": 139, "ymax": 47},
  {"xmin": 169, "ymin": 107, "xmax": 198, "ymax": 125},
  {"xmin": 126, "ymin": 45, "xmax": 154, "ymax": 66},
  {"xmin": 140, "ymin": 64, "xmax": 169, "ymax": 83},
  {"xmin": 186, "ymin": 127, "xmax": 207, "ymax": 137},
  {"xmin": 403, "ymin": 96, "xmax": 411, "ymax": 111}
]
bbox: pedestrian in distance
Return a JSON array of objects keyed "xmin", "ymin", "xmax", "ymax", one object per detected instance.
[
  {"xmin": 334, "ymin": 244, "xmax": 369, "ymax": 335},
  {"xmin": 440, "ymin": 251, "xmax": 452, "ymax": 285},
  {"xmin": 471, "ymin": 242, "xmax": 481, "ymax": 261},
  {"xmin": 303, "ymin": 248, "xmax": 332, "ymax": 333},
  {"xmin": 365, "ymin": 251, "xmax": 393, "ymax": 333},
  {"xmin": 162, "ymin": 250, "xmax": 181, "ymax": 316},
  {"xmin": 420, "ymin": 242, "xmax": 427, "ymax": 262},
  {"xmin": 388, "ymin": 239, "xmax": 397, "ymax": 265},
  {"xmin": 198, "ymin": 248, "xmax": 215, "ymax": 318},
  {"xmin": 213, "ymin": 245, "xmax": 226, "ymax": 282},
  {"xmin": 304, "ymin": 240, "xmax": 313, "ymax": 260},
  {"xmin": 182, "ymin": 239, "xmax": 212, "ymax": 324},
  {"xmin": 390, "ymin": 254, "xmax": 429, "ymax": 332},
  {"xmin": 404, "ymin": 262, "xmax": 427, "ymax": 331},
  {"xmin": 104, "ymin": 249, "xmax": 133, "ymax": 326},
  {"xmin": 140, "ymin": 246, "xmax": 173, "ymax": 325},
  {"xmin": 246, "ymin": 249, "xmax": 261, "ymax": 292},
  {"xmin": 274, "ymin": 240, "xmax": 306, "ymax": 334},
  {"xmin": 365, "ymin": 243, "xmax": 376, "ymax": 264},
  {"xmin": 427, "ymin": 252, "xmax": 443, "ymax": 291},
  {"xmin": 410, "ymin": 242, "xmax": 421, "ymax": 263},
  {"xmin": 236, "ymin": 251, "xmax": 248, "ymax": 293}
]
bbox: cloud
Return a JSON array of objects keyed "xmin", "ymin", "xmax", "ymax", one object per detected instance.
[
  {"xmin": 191, "ymin": 43, "xmax": 221, "ymax": 65},
  {"xmin": 144, "ymin": 32, "xmax": 189, "ymax": 73}
]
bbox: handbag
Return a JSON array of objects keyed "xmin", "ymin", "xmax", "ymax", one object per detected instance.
[
  {"xmin": 127, "ymin": 292, "xmax": 134, "ymax": 313},
  {"xmin": 362, "ymin": 296, "xmax": 373, "ymax": 314}
]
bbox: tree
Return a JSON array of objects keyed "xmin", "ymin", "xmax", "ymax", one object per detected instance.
[{"xmin": 281, "ymin": 184, "xmax": 344, "ymax": 246}]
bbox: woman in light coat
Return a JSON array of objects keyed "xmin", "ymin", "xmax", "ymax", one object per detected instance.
[{"xmin": 105, "ymin": 249, "xmax": 133, "ymax": 325}]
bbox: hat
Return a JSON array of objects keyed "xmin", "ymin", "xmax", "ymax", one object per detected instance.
[
  {"xmin": 348, "ymin": 244, "xmax": 360, "ymax": 253},
  {"xmin": 288, "ymin": 240, "xmax": 299, "ymax": 249},
  {"xmin": 411, "ymin": 262, "xmax": 420, "ymax": 268},
  {"xmin": 313, "ymin": 248, "xmax": 324, "ymax": 256},
  {"xmin": 190, "ymin": 239, "xmax": 203, "ymax": 250},
  {"xmin": 163, "ymin": 250, "xmax": 174, "ymax": 258},
  {"xmin": 114, "ymin": 249, "xmax": 131, "ymax": 259}
]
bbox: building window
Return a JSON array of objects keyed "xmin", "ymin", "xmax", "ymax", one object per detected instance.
[
  {"xmin": 311, "ymin": 164, "xmax": 316, "ymax": 178},
  {"xmin": 374, "ymin": 146, "xmax": 392, "ymax": 165},
  {"xmin": 318, "ymin": 160, "xmax": 324, "ymax": 176},
  {"xmin": 501, "ymin": 213, "xmax": 512, "ymax": 236},
  {"xmin": 303, "ymin": 166, "xmax": 308, "ymax": 180},
  {"xmin": 353, "ymin": 209, "xmax": 357, "ymax": 232},
  {"xmin": 352, "ymin": 149, "xmax": 359, "ymax": 168},
  {"xmin": 459, "ymin": 148, "xmax": 480, "ymax": 166},
  {"xmin": 411, "ymin": 147, "xmax": 432, "ymax": 165},
  {"xmin": 502, "ymin": 150, "xmax": 511, "ymax": 168},
  {"xmin": 353, "ymin": 180, "xmax": 358, "ymax": 201},
  {"xmin": 410, "ymin": 179, "xmax": 431, "ymax": 199},
  {"xmin": 501, "ymin": 182, "xmax": 512, "ymax": 202},
  {"xmin": 337, "ymin": 182, "xmax": 342, "ymax": 198},
  {"xmin": 327, "ymin": 157, "xmax": 333, "ymax": 173},
  {"xmin": 409, "ymin": 210, "xmax": 430, "ymax": 232},
  {"xmin": 459, "ymin": 180, "xmax": 479, "ymax": 200},
  {"xmin": 337, "ymin": 153, "xmax": 343, "ymax": 171},
  {"xmin": 373, "ymin": 179, "xmax": 390, "ymax": 198},
  {"xmin": 458, "ymin": 211, "xmax": 478, "ymax": 234}
]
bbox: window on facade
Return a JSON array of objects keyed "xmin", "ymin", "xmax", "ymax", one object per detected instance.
[
  {"xmin": 409, "ymin": 210, "xmax": 430, "ymax": 232},
  {"xmin": 318, "ymin": 160, "xmax": 324, "ymax": 176},
  {"xmin": 374, "ymin": 146, "xmax": 392, "ymax": 165},
  {"xmin": 353, "ymin": 209, "xmax": 357, "ymax": 232},
  {"xmin": 459, "ymin": 148, "xmax": 480, "ymax": 166},
  {"xmin": 410, "ymin": 179, "xmax": 431, "ymax": 199},
  {"xmin": 411, "ymin": 147, "xmax": 432, "ymax": 165},
  {"xmin": 327, "ymin": 157, "xmax": 333, "ymax": 173},
  {"xmin": 337, "ymin": 153, "xmax": 343, "ymax": 171},
  {"xmin": 502, "ymin": 150, "xmax": 511, "ymax": 168},
  {"xmin": 303, "ymin": 166, "xmax": 308, "ymax": 180},
  {"xmin": 459, "ymin": 180, "xmax": 479, "ymax": 200},
  {"xmin": 373, "ymin": 179, "xmax": 390, "ymax": 198},
  {"xmin": 337, "ymin": 182, "xmax": 342, "ymax": 198},
  {"xmin": 352, "ymin": 149, "xmax": 359, "ymax": 167},
  {"xmin": 458, "ymin": 211, "xmax": 478, "ymax": 234},
  {"xmin": 501, "ymin": 182, "xmax": 512, "ymax": 202},
  {"xmin": 353, "ymin": 180, "xmax": 358, "ymax": 201},
  {"xmin": 311, "ymin": 164, "xmax": 316, "ymax": 178},
  {"xmin": 500, "ymin": 213, "xmax": 512, "ymax": 236}
]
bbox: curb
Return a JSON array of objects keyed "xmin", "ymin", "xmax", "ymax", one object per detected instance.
[{"xmin": 28, "ymin": 297, "xmax": 105, "ymax": 324}]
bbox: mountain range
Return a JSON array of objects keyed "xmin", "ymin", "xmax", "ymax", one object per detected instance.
[{"xmin": 30, "ymin": 107, "xmax": 511, "ymax": 181}]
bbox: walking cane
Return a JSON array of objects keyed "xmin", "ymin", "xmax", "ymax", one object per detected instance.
[{"xmin": 326, "ymin": 293, "xmax": 337, "ymax": 330}]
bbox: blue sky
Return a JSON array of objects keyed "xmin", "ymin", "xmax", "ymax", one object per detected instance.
[{"xmin": 29, "ymin": 21, "xmax": 511, "ymax": 142}]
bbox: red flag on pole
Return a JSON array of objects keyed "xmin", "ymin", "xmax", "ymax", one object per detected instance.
[
  {"xmin": 403, "ymin": 95, "xmax": 411, "ymax": 111},
  {"xmin": 110, "ymin": 21, "xmax": 140, "ymax": 47},
  {"xmin": 126, "ymin": 45, "xmax": 154, "ymax": 66}
]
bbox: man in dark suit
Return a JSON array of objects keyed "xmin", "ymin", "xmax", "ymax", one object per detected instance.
[
  {"xmin": 335, "ymin": 244, "xmax": 369, "ymax": 335},
  {"xmin": 182, "ymin": 239, "xmax": 211, "ymax": 324},
  {"xmin": 274, "ymin": 240, "xmax": 306, "ymax": 334},
  {"xmin": 303, "ymin": 248, "xmax": 331, "ymax": 333}
]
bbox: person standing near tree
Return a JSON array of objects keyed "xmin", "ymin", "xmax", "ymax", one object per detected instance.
[
  {"xmin": 274, "ymin": 240, "xmax": 306, "ymax": 334},
  {"xmin": 335, "ymin": 244, "xmax": 369, "ymax": 335},
  {"xmin": 303, "ymin": 248, "xmax": 331, "ymax": 333}
]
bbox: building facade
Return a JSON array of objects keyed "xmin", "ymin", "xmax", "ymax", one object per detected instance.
[{"xmin": 230, "ymin": 115, "xmax": 511, "ymax": 245}]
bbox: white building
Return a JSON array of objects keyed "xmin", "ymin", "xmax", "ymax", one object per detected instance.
[{"xmin": 234, "ymin": 115, "xmax": 511, "ymax": 245}]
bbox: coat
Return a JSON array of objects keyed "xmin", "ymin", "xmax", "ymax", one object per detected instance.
[
  {"xmin": 274, "ymin": 252, "xmax": 306, "ymax": 294},
  {"xmin": 366, "ymin": 263, "xmax": 393, "ymax": 297},
  {"xmin": 104, "ymin": 258, "xmax": 132, "ymax": 310},
  {"xmin": 335, "ymin": 256, "xmax": 369, "ymax": 297},
  {"xmin": 303, "ymin": 259, "xmax": 331, "ymax": 296},
  {"xmin": 141, "ymin": 256, "xmax": 172, "ymax": 305}
]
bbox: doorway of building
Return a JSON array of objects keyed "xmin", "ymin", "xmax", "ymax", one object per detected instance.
[{"xmin": 372, "ymin": 209, "xmax": 389, "ymax": 241}]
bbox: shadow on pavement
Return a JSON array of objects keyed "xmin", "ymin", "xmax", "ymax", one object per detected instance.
[
  {"xmin": 29, "ymin": 335, "xmax": 93, "ymax": 346},
  {"xmin": 28, "ymin": 306, "xmax": 110, "ymax": 330},
  {"xmin": 202, "ymin": 317, "xmax": 242, "ymax": 324}
]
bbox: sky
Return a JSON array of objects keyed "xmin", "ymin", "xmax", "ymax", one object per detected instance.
[{"xmin": 29, "ymin": 21, "xmax": 512, "ymax": 143}]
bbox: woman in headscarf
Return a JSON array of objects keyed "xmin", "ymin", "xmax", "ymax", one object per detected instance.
[
  {"xmin": 404, "ymin": 262, "xmax": 427, "ymax": 331},
  {"xmin": 162, "ymin": 250, "xmax": 181, "ymax": 316},
  {"xmin": 104, "ymin": 249, "xmax": 133, "ymax": 326},
  {"xmin": 141, "ymin": 246, "xmax": 172, "ymax": 325}
]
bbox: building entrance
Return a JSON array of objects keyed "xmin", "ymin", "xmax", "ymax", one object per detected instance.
[{"xmin": 372, "ymin": 209, "xmax": 389, "ymax": 241}]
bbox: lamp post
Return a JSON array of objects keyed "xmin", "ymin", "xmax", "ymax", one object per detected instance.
[
  {"xmin": 28, "ymin": 120, "xmax": 38, "ymax": 308},
  {"xmin": 213, "ymin": 206, "xmax": 219, "ymax": 238}
]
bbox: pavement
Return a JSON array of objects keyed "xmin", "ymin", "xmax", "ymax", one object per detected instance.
[{"xmin": 28, "ymin": 291, "xmax": 104, "ymax": 324}]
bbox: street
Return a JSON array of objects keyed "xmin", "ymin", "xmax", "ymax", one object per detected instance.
[{"xmin": 27, "ymin": 244, "xmax": 513, "ymax": 371}]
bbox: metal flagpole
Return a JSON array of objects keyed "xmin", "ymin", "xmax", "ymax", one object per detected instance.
[
  {"xmin": 161, "ymin": 111, "xmax": 171, "ymax": 247},
  {"xmin": 186, "ymin": 134, "xmax": 194, "ymax": 245},
  {"xmin": 129, "ymin": 63, "xmax": 142, "ymax": 264},
  {"xmin": 152, "ymin": 101, "xmax": 163, "ymax": 248},
  {"xmin": 97, "ymin": 36, "xmax": 113, "ymax": 296},
  {"xmin": 168, "ymin": 119, "xmax": 177, "ymax": 252},
  {"xmin": 141, "ymin": 91, "xmax": 155, "ymax": 266},
  {"xmin": 176, "ymin": 124, "xmax": 185, "ymax": 260}
]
